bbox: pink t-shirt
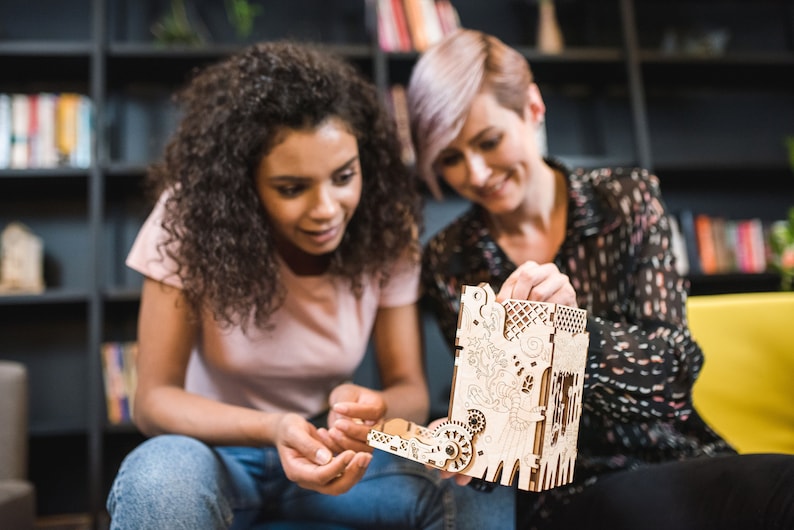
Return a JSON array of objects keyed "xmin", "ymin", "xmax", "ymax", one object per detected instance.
[{"xmin": 126, "ymin": 196, "xmax": 420, "ymax": 419}]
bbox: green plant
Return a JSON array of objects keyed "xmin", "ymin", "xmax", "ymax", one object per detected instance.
[
  {"xmin": 769, "ymin": 206, "xmax": 794, "ymax": 291},
  {"xmin": 151, "ymin": 0, "xmax": 205, "ymax": 46},
  {"xmin": 225, "ymin": 0, "xmax": 263, "ymax": 40}
]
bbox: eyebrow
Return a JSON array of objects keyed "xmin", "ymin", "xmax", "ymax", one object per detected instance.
[
  {"xmin": 268, "ymin": 155, "xmax": 359, "ymax": 182},
  {"xmin": 467, "ymin": 127, "xmax": 498, "ymax": 146}
]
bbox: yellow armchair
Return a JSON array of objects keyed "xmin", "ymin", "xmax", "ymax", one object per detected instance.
[{"xmin": 688, "ymin": 291, "xmax": 794, "ymax": 454}]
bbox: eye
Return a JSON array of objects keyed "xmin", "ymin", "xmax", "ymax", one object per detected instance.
[
  {"xmin": 437, "ymin": 151, "xmax": 463, "ymax": 168},
  {"xmin": 333, "ymin": 169, "xmax": 358, "ymax": 186},
  {"xmin": 479, "ymin": 133, "xmax": 502, "ymax": 151},
  {"xmin": 275, "ymin": 183, "xmax": 306, "ymax": 198}
]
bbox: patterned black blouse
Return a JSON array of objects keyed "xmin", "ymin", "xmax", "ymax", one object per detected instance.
[{"xmin": 421, "ymin": 162, "xmax": 735, "ymax": 512}]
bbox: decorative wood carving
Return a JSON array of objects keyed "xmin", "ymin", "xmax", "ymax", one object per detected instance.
[{"xmin": 368, "ymin": 283, "xmax": 589, "ymax": 491}]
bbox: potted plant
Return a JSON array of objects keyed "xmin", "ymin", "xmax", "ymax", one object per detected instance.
[
  {"xmin": 225, "ymin": 0, "xmax": 263, "ymax": 41},
  {"xmin": 769, "ymin": 206, "xmax": 794, "ymax": 291}
]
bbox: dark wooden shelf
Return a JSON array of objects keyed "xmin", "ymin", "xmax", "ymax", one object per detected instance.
[
  {"xmin": 103, "ymin": 287, "xmax": 142, "ymax": 303},
  {"xmin": 0, "ymin": 289, "xmax": 90, "ymax": 306},
  {"xmin": 0, "ymin": 168, "xmax": 91, "ymax": 179}
]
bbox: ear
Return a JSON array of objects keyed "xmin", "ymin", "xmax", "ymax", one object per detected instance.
[{"xmin": 524, "ymin": 83, "xmax": 546, "ymax": 126}]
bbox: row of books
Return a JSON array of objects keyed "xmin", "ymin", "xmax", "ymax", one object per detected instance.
[
  {"xmin": 0, "ymin": 92, "xmax": 93, "ymax": 170},
  {"xmin": 672, "ymin": 211, "xmax": 775, "ymax": 276},
  {"xmin": 100, "ymin": 341, "xmax": 138, "ymax": 425},
  {"xmin": 377, "ymin": 0, "xmax": 460, "ymax": 52}
]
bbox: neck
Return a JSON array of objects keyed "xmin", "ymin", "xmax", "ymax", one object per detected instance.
[
  {"xmin": 485, "ymin": 163, "xmax": 568, "ymax": 266},
  {"xmin": 274, "ymin": 236, "xmax": 331, "ymax": 276},
  {"xmin": 488, "ymin": 162, "xmax": 565, "ymax": 237}
]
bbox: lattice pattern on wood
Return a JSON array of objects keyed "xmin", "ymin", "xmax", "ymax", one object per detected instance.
[{"xmin": 368, "ymin": 283, "xmax": 590, "ymax": 492}]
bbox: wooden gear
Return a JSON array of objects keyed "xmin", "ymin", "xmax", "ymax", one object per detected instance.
[{"xmin": 367, "ymin": 283, "xmax": 589, "ymax": 491}]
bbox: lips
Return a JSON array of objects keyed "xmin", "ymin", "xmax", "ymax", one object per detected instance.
[
  {"xmin": 478, "ymin": 177, "xmax": 507, "ymax": 199},
  {"xmin": 303, "ymin": 224, "xmax": 341, "ymax": 246}
]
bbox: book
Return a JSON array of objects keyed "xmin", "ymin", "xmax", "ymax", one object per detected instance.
[
  {"xmin": 74, "ymin": 95, "xmax": 92, "ymax": 168},
  {"xmin": 694, "ymin": 213, "xmax": 718, "ymax": 274},
  {"xmin": 710, "ymin": 216, "xmax": 729, "ymax": 273},
  {"xmin": 10, "ymin": 93, "xmax": 29, "ymax": 168},
  {"xmin": 0, "ymin": 94, "xmax": 10, "ymax": 168},
  {"xmin": 36, "ymin": 93, "xmax": 59, "ymax": 168},
  {"xmin": 746, "ymin": 218, "xmax": 768, "ymax": 273},
  {"xmin": 676, "ymin": 210, "xmax": 702, "ymax": 275},
  {"xmin": 435, "ymin": 0, "xmax": 461, "ymax": 36},
  {"xmin": 391, "ymin": 0, "xmax": 413, "ymax": 51},
  {"xmin": 56, "ymin": 93, "xmax": 80, "ymax": 167},
  {"xmin": 417, "ymin": 0, "xmax": 444, "ymax": 48},
  {"xmin": 402, "ymin": 0, "xmax": 428, "ymax": 51},
  {"xmin": 668, "ymin": 214, "xmax": 690, "ymax": 276},
  {"xmin": 100, "ymin": 341, "xmax": 138, "ymax": 424},
  {"xmin": 27, "ymin": 94, "xmax": 39, "ymax": 167},
  {"xmin": 377, "ymin": 0, "xmax": 399, "ymax": 51}
]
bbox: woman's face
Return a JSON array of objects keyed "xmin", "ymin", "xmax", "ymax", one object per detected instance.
[
  {"xmin": 255, "ymin": 117, "xmax": 362, "ymax": 270},
  {"xmin": 434, "ymin": 91, "xmax": 540, "ymax": 214}
]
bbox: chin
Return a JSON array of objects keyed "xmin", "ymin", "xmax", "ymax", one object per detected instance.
[{"xmin": 479, "ymin": 194, "xmax": 521, "ymax": 214}]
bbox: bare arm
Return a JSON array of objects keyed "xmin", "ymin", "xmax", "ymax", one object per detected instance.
[
  {"xmin": 133, "ymin": 277, "xmax": 369, "ymax": 494},
  {"xmin": 372, "ymin": 302, "xmax": 430, "ymax": 423},
  {"xmin": 133, "ymin": 277, "xmax": 278, "ymax": 445},
  {"xmin": 322, "ymin": 303, "xmax": 430, "ymax": 452}
]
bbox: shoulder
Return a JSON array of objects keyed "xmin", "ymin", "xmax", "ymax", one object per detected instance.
[
  {"xmin": 422, "ymin": 206, "xmax": 480, "ymax": 264},
  {"xmin": 585, "ymin": 168, "xmax": 671, "ymax": 236},
  {"xmin": 579, "ymin": 166, "xmax": 662, "ymax": 200},
  {"xmin": 575, "ymin": 167, "xmax": 665, "ymax": 215}
]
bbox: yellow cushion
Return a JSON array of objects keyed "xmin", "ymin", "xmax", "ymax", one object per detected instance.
[{"xmin": 688, "ymin": 292, "xmax": 794, "ymax": 454}]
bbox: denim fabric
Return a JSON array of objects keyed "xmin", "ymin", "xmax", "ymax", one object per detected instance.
[{"xmin": 107, "ymin": 434, "xmax": 515, "ymax": 529}]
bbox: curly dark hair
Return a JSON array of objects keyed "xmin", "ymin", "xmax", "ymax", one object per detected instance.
[{"xmin": 147, "ymin": 40, "xmax": 422, "ymax": 330}]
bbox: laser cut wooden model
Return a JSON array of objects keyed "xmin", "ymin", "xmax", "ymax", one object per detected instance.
[{"xmin": 367, "ymin": 283, "xmax": 589, "ymax": 491}]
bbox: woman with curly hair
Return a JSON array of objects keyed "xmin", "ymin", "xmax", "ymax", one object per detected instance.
[{"xmin": 106, "ymin": 40, "xmax": 463, "ymax": 529}]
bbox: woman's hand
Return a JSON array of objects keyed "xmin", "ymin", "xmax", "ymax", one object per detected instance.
[
  {"xmin": 275, "ymin": 412, "xmax": 371, "ymax": 495},
  {"xmin": 497, "ymin": 260, "xmax": 577, "ymax": 307},
  {"xmin": 317, "ymin": 383, "xmax": 385, "ymax": 454}
]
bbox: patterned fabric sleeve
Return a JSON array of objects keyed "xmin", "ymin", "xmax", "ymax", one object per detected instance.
[
  {"xmin": 420, "ymin": 169, "xmax": 711, "ymax": 427},
  {"xmin": 580, "ymin": 171, "xmax": 704, "ymax": 424}
]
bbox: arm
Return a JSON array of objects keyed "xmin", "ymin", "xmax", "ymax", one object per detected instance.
[
  {"xmin": 134, "ymin": 277, "xmax": 369, "ymax": 494},
  {"xmin": 372, "ymin": 302, "xmax": 430, "ymax": 423},
  {"xmin": 561, "ymin": 171, "xmax": 702, "ymax": 424},
  {"xmin": 427, "ymin": 171, "xmax": 703, "ymax": 424},
  {"xmin": 582, "ymin": 198, "xmax": 702, "ymax": 423},
  {"xmin": 134, "ymin": 277, "xmax": 278, "ymax": 444},
  {"xmin": 323, "ymin": 303, "xmax": 430, "ymax": 451}
]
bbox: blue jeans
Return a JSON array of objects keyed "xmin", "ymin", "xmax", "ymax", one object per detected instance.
[{"xmin": 107, "ymin": 434, "xmax": 515, "ymax": 529}]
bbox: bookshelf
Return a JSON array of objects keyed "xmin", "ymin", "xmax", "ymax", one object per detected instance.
[{"xmin": 0, "ymin": 0, "xmax": 792, "ymax": 525}]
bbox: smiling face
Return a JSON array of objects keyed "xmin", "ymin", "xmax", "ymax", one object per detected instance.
[
  {"xmin": 434, "ymin": 90, "xmax": 543, "ymax": 214},
  {"xmin": 254, "ymin": 117, "xmax": 362, "ymax": 274}
]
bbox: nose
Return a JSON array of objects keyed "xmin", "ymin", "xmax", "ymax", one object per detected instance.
[
  {"xmin": 465, "ymin": 153, "xmax": 492, "ymax": 186},
  {"xmin": 309, "ymin": 185, "xmax": 338, "ymax": 221}
]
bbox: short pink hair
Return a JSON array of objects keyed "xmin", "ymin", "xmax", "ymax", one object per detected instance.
[{"xmin": 407, "ymin": 29, "xmax": 533, "ymax": 198}]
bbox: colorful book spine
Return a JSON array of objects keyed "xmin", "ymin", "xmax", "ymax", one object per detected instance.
[
  {"xmin": 10, "ymin": 94, "xmax": 29, "ymax": 169},
  {"xmin": 101, "ymin": 341, "xmax": 139, "ymax": 425},
  {"xmin": 0, "ymin": 94, "xmax": 10, "ymax": 168}
]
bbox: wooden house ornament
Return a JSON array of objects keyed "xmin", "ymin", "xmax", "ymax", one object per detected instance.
[
  {"xmin": 0, "ymin": 221, "xmax": 45, "ymax": 294},
  {"xmin": 368, "ymin": 283, "xmax": 589, "ymax": 491}
]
